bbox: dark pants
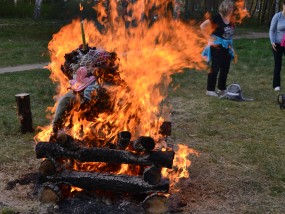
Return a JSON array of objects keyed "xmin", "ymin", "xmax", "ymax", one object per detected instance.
[
  {"xmin": 207, "ymin": 45, "xmax": 231, "ymax": 91},
  {"xmin": 272, "ymin": 44, "xmax": 285, "ymax": 88}
]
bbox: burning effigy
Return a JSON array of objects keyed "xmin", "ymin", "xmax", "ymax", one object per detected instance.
[{"xmin": 33, "ymin": 0, "xmax": 248, "ymax": 211}]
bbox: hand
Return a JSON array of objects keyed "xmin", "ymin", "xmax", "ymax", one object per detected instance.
[{"xmin": 272, "ymin": 43, "xmax": 277, "ymax": 51}]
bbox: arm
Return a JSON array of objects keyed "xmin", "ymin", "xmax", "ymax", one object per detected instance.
[
  {"xmin": 269, "ymin": 13, "xmax": 278, "ymax": 51},
  {"xmin": 200, "ymin": 19, "xmax": 212, "ymax": 40}
]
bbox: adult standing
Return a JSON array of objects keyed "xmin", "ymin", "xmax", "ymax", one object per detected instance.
[
  {"xmin": 200, "ymin": 0, "xmax": 235, "ymax": 97},
  {"xmin": 269, "ymin": 1, "xmax": 285, "ymax": 91}
]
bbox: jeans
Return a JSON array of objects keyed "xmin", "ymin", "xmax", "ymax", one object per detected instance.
[
  {"xmin": 207, "ymin": 45, "xmax": 231, "ymax": 91},
  {"xmin": 272, "ymin": 44, "xmax": 285, "ymax": 88}
]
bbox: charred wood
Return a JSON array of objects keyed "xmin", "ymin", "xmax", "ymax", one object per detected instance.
[
  {"xmin": 39, "ymin": 183, "xmax": 61, "ymax": 204},
  {"xmin": 159, "ymin": 121, "xmax": 171, "ymax": 136},
  {"xmin": 43, "ymin": 170, "xmax": 169, "ymax": 194},
  {"xmin": 143, "ymin": 165, "xmax": 161, "ymax": 185},
  {"xmin": 35, "ymin": 142, "xmax": 174, "ymax": 169},
  {"xmin": 39, "ymin": 159, "xmax": 56, "ymax": 176},
  {"xmin": 117, "ymin": 131, "xmax": 131, "ymax": 150},
  {"xmin": 132, "ymin": 136, "xmax": 155, "ymax": 152}
]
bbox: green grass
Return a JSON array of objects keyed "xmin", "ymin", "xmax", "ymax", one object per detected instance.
[
  {"xmin": 0, "ymin": 69, "xmax": 55, "ymax": 163},
  {"xmin": 170, "ymin": 38, "xmax": 285, "ymax": 199},
  {"xmin": 0, "ymin": 18, "xmax": 66, "ymax": 67}
]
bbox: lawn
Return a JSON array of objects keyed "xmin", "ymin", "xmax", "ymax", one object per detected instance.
[
  {"xmin": 0, "ymin": 18, "xmax": 66, "ymax": 67},
  {"xmin": 0, "ymin": 20, "xmax": 284, "ymax": 213},
  {"xmin": 168, "ymin": 38, "xmax": 285, "ymax": 213}
]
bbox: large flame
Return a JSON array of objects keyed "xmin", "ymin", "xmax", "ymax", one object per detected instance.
[
  {"xmin": 35, "ymin": 0, "xmax": 247, "ymax": 187},
  {"xmin": 36, "ymin": 0, "xmax": 206, "ymax": 143}
]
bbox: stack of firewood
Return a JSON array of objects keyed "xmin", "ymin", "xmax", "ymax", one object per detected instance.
[{"xmin": 35, "ymin": 122, "xmax": 173, "ymax": 211}]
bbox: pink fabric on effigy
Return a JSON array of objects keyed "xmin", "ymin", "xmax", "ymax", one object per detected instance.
[{"xmin": 69, "ymin": 67, "xmax": 95, "ymax": 92}]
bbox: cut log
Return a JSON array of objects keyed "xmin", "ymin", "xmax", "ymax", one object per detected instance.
[
  {"xmin": 132, "ymin": 136, "xmax": 155, "ymax": 152},
  {"xmin": 142, "ymin": 192, "xmax": 169, "ymax": 213},
  {"xmin": 39, "ymin": 183, "xmax": 71, "ymax": 204},
  {"xmin": 35, "ymin": 142, "xmax": 174, "ymax": 169},
  {"xmin": 117, "ymin": 131, "xmax": 131, "ymax": 150},
  {"xmin": 43, "ymin": 170, "xmax": 169, "ymax": 194},
  {"xmin": 39, "ymin": 183, "xmax": 61, "ymax": 204},
  {"xmin": 143, "ymin": 166, "xmax": 161, "ymax": 185},
  {"xmin": 39, "ymin": 159, "xmax": 56, "ymax": 176},
  {"xmin": 159, "ymin": 121, "xmax": 171, "ymax": 136},
  {"xmin": 15, "ymin": 93, "xmax": 34, "ymax": 133}
]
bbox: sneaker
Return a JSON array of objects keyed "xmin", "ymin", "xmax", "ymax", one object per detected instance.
[
  {"xmin": 206, "ymin": 91, "xmax": 218, "ymax": 97},
  {"xmin": 217, "ymin": 89, "xmax": 227, "ymax": 96},
  {"xmin": 274, "ymin": 86, "xmax": 281, "ymax": 91}
]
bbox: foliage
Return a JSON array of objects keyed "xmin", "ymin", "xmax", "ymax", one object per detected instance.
[
  {"xmin": 0, "ymin": 0, "xmax": 34, "ymax": 18},
  {"xmin": 0, "ymin": 0, "xmax": 280, "ymax": 25},
  {"xmin": 0, "ymin": 0, "xmax": 98, "ymax": 20}
]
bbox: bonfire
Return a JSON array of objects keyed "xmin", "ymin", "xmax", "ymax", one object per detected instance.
[{"xmin": 32, "ymin": 0, "xmax": 248, "ymax": 211}]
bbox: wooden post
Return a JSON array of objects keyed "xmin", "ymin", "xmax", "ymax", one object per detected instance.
[{"xmin": 15, "ymin": 93, "xmax": 34, "ymax": 133}]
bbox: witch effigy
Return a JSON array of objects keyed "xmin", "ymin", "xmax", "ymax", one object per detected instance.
[{"xmin": 49, "ymin": 44, "xmax": 125, "ymax": 141}]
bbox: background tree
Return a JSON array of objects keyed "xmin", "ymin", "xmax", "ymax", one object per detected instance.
[{"xmin": 34, "ymin": 0, "xmax": 43, "ymax": 19}]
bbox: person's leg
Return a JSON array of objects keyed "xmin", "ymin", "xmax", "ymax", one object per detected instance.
[
  {"xmin": 52, "ymin": 91, "xmax": 78, "ymax": 133},
  {"xmin": 217, "ymin": 48, "xmax": 231, "ymax": 91},
  {"xmin": 207, "ymin": 46, "xmax": 222, "ymax": 91},
  {"xmin": 272, "ymin": 44, "xmax": 283, "ymax": 89}
]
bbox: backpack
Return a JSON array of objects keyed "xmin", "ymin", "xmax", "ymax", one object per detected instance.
[{"xmin": 220, "ymin": 83, "xmax": 253, "ymax": 101}]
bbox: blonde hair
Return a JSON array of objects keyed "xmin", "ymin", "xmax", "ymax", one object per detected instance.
[{"xmin": 219, "ymin": 0, "xmax": 234, "ymax": 17}]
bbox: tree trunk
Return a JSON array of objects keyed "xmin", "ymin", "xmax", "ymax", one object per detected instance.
[
  {"xmin": 34, "ymin": 0, "xmax": 43, "ymax": 20},
  {"xmin": 275, "ymin": 0, "xmax": 280, "ymax": 14},
  {"xmin": 15, "ymin": 93, "xmax": 34, "ymax": 133}
]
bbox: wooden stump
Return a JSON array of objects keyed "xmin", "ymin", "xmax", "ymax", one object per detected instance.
[{"xmin": 15, "ymin": 93, "xmax": 34, "ymax": 133}]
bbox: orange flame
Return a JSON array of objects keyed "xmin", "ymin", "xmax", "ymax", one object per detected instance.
[
  {"xmin": 162, "ymin": 144, "xmax": 199, "ymax": 190},
  {"xmin": 234, "ymin": 0, "xmax": 250, "ymax": 24},
  {"xmin": 35, "ymin": 1, "xmax": 204, "ymax": 186},
  {"xmin": 35, "ymin": 1, "xmax": 206, "ymax": 143},
  {"xmin": 79, "ymin": 3, "xmax": 83, "ymax": 11}
]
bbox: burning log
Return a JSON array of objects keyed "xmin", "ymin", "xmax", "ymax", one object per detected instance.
[
  {"xmin": 42, "ymin": 170, "xmax": 169, "ymax": 194},
  {"xmin": 39, "ymin": 183, "xmax": 61, "ymax": 204},
  {"xmin": 132, "ymin": 136, "xmax": 155, "ymax": 152},
  {"xmin": 117, "ymin": 131, "xmax": 131, "ymax": 150},
  {"xmin": 36, "ymin": 142, "xmax": 174, "ymax": 169},
  {"xmin": 143, "ymin": 165, "xmax": 161, "ymax": 185},
  {"xmin": 159, "ymin": 121, "xmax": 171, "ymax": 136},
  {"xmin": 15, "ymin": 93, "xmax": 34, "ymax": 133},
  {"xmin": 39, "ymin": 158, "xmax": 56, "ymax": 176},
  {"xmin": 39, "ymin": 182, "xmax": 71, "ymax": 204}
]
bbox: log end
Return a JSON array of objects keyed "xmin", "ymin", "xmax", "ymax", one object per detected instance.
[
  {"xmin": 142, "ymin": 193, "xmax": 169, "ymax": 214},
  {"xmin": 39, "ymin": 187, "xmax": 59, "ymax": 204},
  {"xmin": 39, "ymin": 159, "xmax": 56, "ymax": 176},
  {"xmin": 143, "ymin": 166, "xmax": 161, "ymax": 185}
]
